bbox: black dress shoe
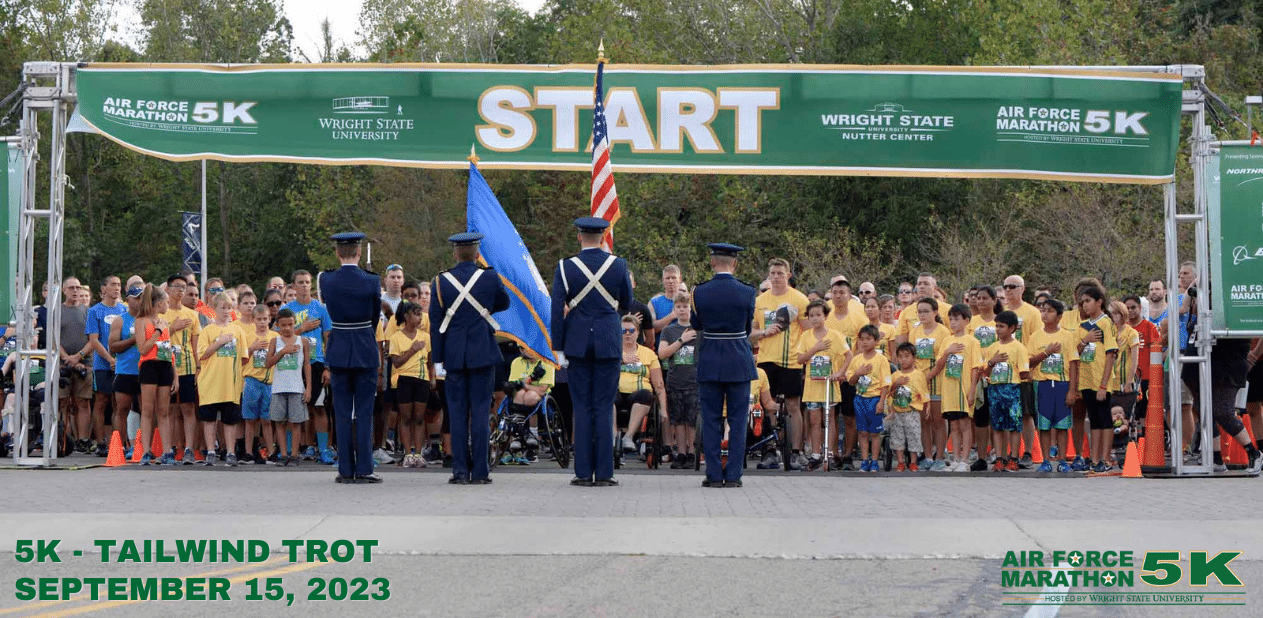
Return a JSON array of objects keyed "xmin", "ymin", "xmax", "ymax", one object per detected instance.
[
  {"xmin": 334, "ymin": 475, "xmax": 357, "ymax": 484},
  {"xmin": 470, "ymin": 477, "xmax": 492, "ymax": 485},
  {"xmin": 448, "ymin": 474, "xmax": 468, "ymax": 485},
  {"xmin": 594, "ymin": 478, "xmax": 618, "ymax": 487},
  {"xmin": 702, "ymin": 478, "xmax": 721, "ymax": 488},
  {"xmin": 723, "ymin": 480, "xmax": 743, "ymax": 488},
  {"xmin": 570, "ymin": 477, "xmax": 593, "ymax": 486},
  {"xmin": 355, "ymin": 474, "xmax": 383, "ymax": 483}
]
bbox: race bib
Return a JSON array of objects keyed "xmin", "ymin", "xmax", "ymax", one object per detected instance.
[
  {"xmin": 305, "ymin": 336, "xmax": 318, "ymax": 360},
  {"xmin": 216, "ymin": 338, "xmax": 237, "ymax": 358},
  {"xmin": 915, "ymin": 337, "xmax": 935, "ymax": 360},
  {"xmin": 156, "ymin": 341, "xmax": 172, "ymax": 362},
  {"xmin": 1081, "ymin": 342, "xmax": 1097, "ymax": 363},
  {"xmin": 892, "ymin": 385, "xmax": 912, "ymax": 409},
  {"xmin": 946, "ymin": 354, "xmax": 964, "ymax": 380},
  {"xmin": 172, "ymin": 345, "xmax": 183, "ymax": 366},
  {"xmin": 675, "ymin": 344, "xmax": 695, "ymax": 366},
  {"xmin": 278, "ymin": 352, "xmax": 299, "ymax": 371},
  {"xmin": 974, "ymin": 326, "xmax": 997, "ymax": 348},
  {"xmin": 990, "ymin": 361, "xmax": 1013, "ymax": 384},
  {"xmin": 763, "ymin": 310, "xmax": 777, "ymax": 329},
  {"xmin": 808, "ymin": 355, "xmax": 831, "ymax": 380},
  {"xmin": 252, "ymin": 348, "xmax": 268, "ymax": 369},
  {"xmin": 856, "ymin": 374, "xmax": 873, "ymax": 396},
  {"xmin": 621, "ymin": 361, "xmax": 644, "ymax": 375},
  {"xmin": 1041, "ymin": 352, "xmax": 1064, "ymax": 376},
  {"xmin": 1015, "ymin": 317, "xmax": 1025, "ymax": 341}
]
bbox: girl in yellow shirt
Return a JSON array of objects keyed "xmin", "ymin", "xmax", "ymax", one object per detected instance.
[
  {"xmin": 794, "ymin": 300, "xmax": 850, "ymax": 469},
  {"xmin": 388, "ymin": 301, "xmax": 432, "ymax": 465},
  {"xmin": 910, "ymin": 298, "xmax": 951, "ymax": 467}
]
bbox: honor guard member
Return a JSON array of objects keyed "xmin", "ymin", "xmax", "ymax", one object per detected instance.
[
  {"xmin": 551, "ymin": 217, "xmax": 633, "ymax": 487},
  {"xmin": 430, "ymin": 232, "xmax": 510, "ymax": 485},
  {"xmin": 694, "ymin": 243, "xmax": 758, "ymax": 488},
  {"xmin": 320, "ymin": 232, "xmax": 383, "ymax": 484}
]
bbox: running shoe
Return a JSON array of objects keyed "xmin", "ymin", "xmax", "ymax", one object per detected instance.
[
  {"xmin": 756, "ymin": 452, "xmax": 781, "ymax": 469},
  {"xmin": 930, "ymin": 460, "xmax": 948, "ymax": 472},
  {"xmin": 226, "ymin": 452, "xmax": 238, "ymax": 467},
  {"xmin": 141, "ymin": 452, "xmax": 154, "ymax": 466},
  {"xmin": 955, "ymin": 461, "xmax": 971, "ymax": 472},
  {"xmin": 158, "ymin": 452, "xmax": 176, "ymax": 466},
  {"xmin": 302, "ymin": 446, "xmax": 318, "ymax": 460},
  {"xmin": 1249, "ymin": 450, "xmax": 1263, "ymax": 474},
  {"xmin": 1019, "ymin": 453, "xmax": 1033, "ymax": 468},
  {"xmin": 204, "ymin": 452, "xmax": 217, "ymax": 467},
  {"xmin": 372, "ymin": 448, "xmax": 395, "ymax": 465},
  {"xmin": 916, "ymin": 457, "xmax": 929, "ymax": 470},
  {"xmin": 1056, "ymin": 460, "xmax": 1071, "ymax": 473},
  {"xmin": 991, "ymin": 459, "xmax": 1005, "ymax": 472},
  {"xmin": 183, "ymin": 447, "xmax": 195, "ymax": 466},
  {"xmin": 1037, "ymin": 461, "xmax": 1053, "ymax": 473},
  {"xmin": 318, "ymin": 448, "xmax": 336, "ymax": 465},
  {"xmin": 1049, "ymin": 445, "xmax": 1059, "ymax": 459},
  {"xmin": 620, "ymin": 435, "xmax": 636, "ymax": 453},
  {"xmin": 1006, "ymin": 459, "xmax": 1019, "ymax": 472},
  {"xmin": 514, "ymin": 453, "xmax": 531, "ymax": 465},
  {"xmin": 1070, "ymin": 456, "xmax": 1089, "ymax": 472}
]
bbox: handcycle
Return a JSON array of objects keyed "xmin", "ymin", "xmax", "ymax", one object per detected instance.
[
  {"xmin": 743, "ymin": 394, "xmax": 792, "ymax": 471},
  {"xmin": 614, "ymin": 399, "xmax": 665, "ymax": 470},
  {"xmin": 488, "ymin": 387, "xmax": 570, "ymax": 471}
]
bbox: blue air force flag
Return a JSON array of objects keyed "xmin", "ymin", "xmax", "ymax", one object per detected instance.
[{"xmin": 465, "ymin": 162, "xmax": 556, "ymax": 364}]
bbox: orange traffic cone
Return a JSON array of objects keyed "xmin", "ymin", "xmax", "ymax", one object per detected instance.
[
  {"xmin": 105, "ymin": 431, "xmax": 127, "ymax": 467},
  {"xmin": 1137, "ymin": 437, "xmax": 1146, "ymax": 462},
  {"xmin": 131, "ymin": 430, "xmax": 143, "ymax": 463},
  {"xmin": 1029, "ymin": 432, "xmax": 1044, "ymax": 464},
  {"xmin": 1122, "ymin": 441, "xmax": 1142, "ymax": 478},
  {"xmin": 151, "ymin": 428, "xmax": 163, "ymax": 458},
  {"xmin": 1065, "ymin": 429, "xmax": 1077, "ymax": 459}
]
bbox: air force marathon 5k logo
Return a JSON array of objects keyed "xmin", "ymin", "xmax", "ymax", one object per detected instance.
[
  {"xmin": 1000, "ymin": 549, "xmax": 1247, "ymax": 608},
  {"xmin": 99, "ymin": 95, "xmax": 418, "ymax": 142}
]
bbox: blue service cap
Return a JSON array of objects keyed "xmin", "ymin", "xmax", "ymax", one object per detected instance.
[
  {"xmin": 574, "ymin": 217, "xmax": 610, "ymax": 233},
  {"xmin": 330, "ymin": 232, "xmax": 366, "ymax": 244},
  {"xmin": 448, "ymin": 232, "xmax": 485, "ymax": 246},
  {"xmin": 708, "ymin": 243, "xmax": 744, "ymax": 257}
]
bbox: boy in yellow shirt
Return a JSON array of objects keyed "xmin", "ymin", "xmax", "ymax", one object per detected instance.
[
  {"xmin": 929, "ymin": 303, "xmax": 984, "ymax": 472},
  {"xmin": 196, "ymin": 293, "xmax": 246, "ymax": 467},
  {"xmin": 847, "ymin": 325, "xmax": 891, "ymax": 472},
  {"xmin": 984, "ymin": 311, "xmax": 1030, "ymax": 472},
  {"xmin": 888, "ymin": 342, "xmax": 928, "ymax": 471},
  {"xmin": 1026, "ymin": 299, "xmax": 1079, "ymax": 473},
  {"xmin": 241, "ymin": 305, "xmax": 278, "ymax": 464}
]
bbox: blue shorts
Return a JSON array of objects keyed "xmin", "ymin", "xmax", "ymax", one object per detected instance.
[
  {"xmin": 241, "ymin": 376, "xmax": 273, "ymax": 421},
  {"xmin": 854, "ymin": 395, "xmax": 884, "ymax": 434},
  {"xmin": 1035, "ymin": 380, "xmax": 1072, "ymax": 431},
  {"xmin": 987, "ymin": 383, "xmax": 1023, "ymax": 432},
  {"xmin": 94, "ymin": 369, "xmax": 115, "ymax": 394}
]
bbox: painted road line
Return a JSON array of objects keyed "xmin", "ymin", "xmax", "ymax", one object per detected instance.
[{"xmin": 1023, "ymin": 567, "xmax": 1071, "ymax": 618}]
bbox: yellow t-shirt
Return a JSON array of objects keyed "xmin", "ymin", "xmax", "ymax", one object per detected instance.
[
  {"xmin": 388, "ymin": 328, "xmax": 431, "ymax": 386},
  {"xmin": 1009, "ymin": 301, "xmax": 1041, "ymax": 343},
  {"xmin": 983, "ymin": 339, "xmax": 1030, "ymax": 385},
  {"xmin": 846, "ymin": 351, "xmax": 892, "ymax": 399},
  {"xmin": 242, "ymin": 328, "xmax": 278, "ymax": 384},
  {"xmin": 509, "ymin": 357, "xmax": 554, "ymax": 389},
  {"xmin": 1061, "ymin": 308, "xmax": 1081, "ymax": 331},
  {"xmin": 871, "ymin": 322, "xmax": 897, "ymax": 358},
  {"xmin": 377, "ymin": 314, "xmax": 429, "ymax": 344},
  {"xmin": 968, "ymin": 315, "xmax": 999, "ymax": 350},
  {"xmin": 939, "ymin": 332, "xmax": 984, "ymax": 414},
  {"xmin": 161, "ymin": 305, "xmax": 202, "ymax": 376},
  {"xmin": 1075, "ymin": 312, "xmax": 1118, "ymax": 392},
  {"xmin": 897, "ymin": 302, "xmax": 951, "ymax": 339},
  {"xmin": 1026, "ymin": 327, "xmax": 1081, "ymax": 383},
  {"xmin": 826, "ymin": 305, "xmax": 868, "ymax": 348},
  {"xmin": 1112, "ymin": 323, "xmax": 1140, "ymax": 392},
  {"xmin": 755, "ymin": 288, "xmax": 810, "ymax": 368},
  {"xmin": 909, "ymin": 321, "xmax": 952, "ymax": 396},
  {"xmin": 794, "ymin": 328, "xmax": 849, "ymax": 404},
  {"xmin": 197, "ymin": 322, "xmax": 245, "ymax": 405},
  {"xmin": 889, "ymin": 368, "xmax": 929, "ymax": 413},
  {"xmin": 618, "ymin": 345, "xmax": 660, "ymax": 393}
]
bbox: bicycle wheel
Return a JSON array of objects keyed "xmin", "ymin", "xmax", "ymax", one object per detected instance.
[
  {"xmin": 881, "ymin": 432, "xmax": 893, "ymax": 472},
  {"xmin": 541, "ymin": 396, "xmax": 570, "ymax": 469},
  {"xmin": 645, "ymin": 402, "xmax": 661, "ymax": 469},
  {"xmin": 778, "ymin": 397, "xmax": 792, "ymax": 472},
  {"xmin": 693, "ymin": 412, "xmax": 702, "ymax": 471}
]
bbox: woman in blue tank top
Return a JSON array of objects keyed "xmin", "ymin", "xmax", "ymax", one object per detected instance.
[{"xmin": 109, "ymin": 285, "xmax": 145, "ymax": 449}]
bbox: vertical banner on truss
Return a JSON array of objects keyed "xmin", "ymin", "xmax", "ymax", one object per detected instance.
[
  {"xmin": 180, "ymin": 211, "xmax": 202, "ymax": 275},
  {"xmin": 1209, "ymin": 145, "xmax": 1263, "ymax": 332},
  {"xmin": 2, "ymin": 144, "xmax": 21, "ymax": 325}
]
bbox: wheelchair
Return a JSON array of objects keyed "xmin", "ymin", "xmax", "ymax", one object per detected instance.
[
  {"xmin": 614, "ymin": 398, "xmax": 664, "ymax": 470},
  {"xmin": 744, "ymin": 395, "xmax": 792, "ymax": 471},
  {"xmin": 488, "ymin": 389, "xmax": 570, "ymax": 471}
]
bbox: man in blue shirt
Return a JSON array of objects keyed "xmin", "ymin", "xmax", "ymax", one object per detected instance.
[
  {"xmin": 85, "ymin": 275, "xmax": 124, "ymax": 454},
  {"xmin": 286, "ymin": 269, "xmax": 334, "ymax": 464}
]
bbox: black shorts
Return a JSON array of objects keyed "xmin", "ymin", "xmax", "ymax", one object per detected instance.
[
  {"xmin": 172, "ymin": 374, "xmax": 198, "ymax": 404},
  {"xmin": 758, "ymin": 362, "xmax": 804, "ymax": 399},
  {"xmin": 837, "ymin": 381, "xmax": 857, "ymax": 416},
  {"xmin": 943, "ymin": 411, "xmax": 969, "ymax": 422},
  {"xmin": 309, "ymin": 362, "xmax": 326, "ymax": 405},
  {"xmin": 615, "ymin": 390, "xmax": 653, "ymax": 427},
  {"xmin": 667, "ymin": 389, "xmax": 698, "ymax": 425},
  {"xmin": 138, "ymin": 360, "xmax": 174, "ymax": 386},
  {"xmin": 1020, "ymin": 382, "xmax": 1036, "ymax": 418},
  {"xmin": 1081, "ymin": 390, "xmax": 1113, "ymax": 429},
  {"xmin": 113, "ymin": 373, "xmax": 140, "ymax": 396},
  {"xmin": 94, "ymin": 369, "xmax": 115, "ymax": 395},
  {"xmin": 973, "ymin": 387, "xmax": 990, "ymax": 428},
  {"xmin": 395, "ymin": 376, "xmax": 430, "ymax": 405},
  {"xmin": 197, "ymin": 401, "xmax": 242, "ymax": 425},
  {"xmin": 1247, "ymin": 361, "xmax": 1263, "ymax": 403}
]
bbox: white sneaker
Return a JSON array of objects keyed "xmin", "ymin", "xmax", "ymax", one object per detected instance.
[
  {"xmin": 955, "ymin": 461, "xmax": 970, "ymax": 472},
  {"xmin": 621, "ymin": 435, "xmax": 636, "ymax": 452},
  {"xmin": 372, "ymin": 448, "xmax": 395, "ymax": 464}
]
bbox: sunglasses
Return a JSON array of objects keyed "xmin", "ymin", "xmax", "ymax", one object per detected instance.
[
  {"xmin": 386, "ymin": 264, "xmax": 403, "ymax": 272},
  {"xmin": 621, "ymin": 328, "xmax": 637, "ymax": 334},
  {"xmin": 1002, "ymin": 284, "xmax": 1020, "ymax": 290},
  {"xmin": 207, "ymin": 287, "xmax": 225, "ymax": 294},
  {"xmin": 898, "ymin": 289, "xmax": 912, "ymax": 294},
  {"xmin": 266, "ymin": 301, "xmax": 283, "ymax": 307}
]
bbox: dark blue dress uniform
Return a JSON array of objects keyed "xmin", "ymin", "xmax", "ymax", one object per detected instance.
[
  {"xmin": 320, "ymin": 232, "xmax": 383, "ymax": 483},
  {"xmin": 550, "ymin": 218, "xmax": 632, "ymax": 485},
  {"xmin": 693, "ymin": 243, "xmax": 757, "ymax": 486},
  {"xmin": 430, "ymin": 233, "xmax": 510, "ymax": 484}
]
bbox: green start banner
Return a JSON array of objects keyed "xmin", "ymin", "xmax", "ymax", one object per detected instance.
[
  {"xmin": 74, "ymin": 63, "xmax": 1183, "ymax": 184},
  {"xmin": 1209, "ymin": 145, "xmax": 1263, "ymax": 333}
]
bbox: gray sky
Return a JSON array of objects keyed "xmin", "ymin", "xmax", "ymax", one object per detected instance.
[{"xmin": 114, "ymin": 0, "xmax": 548, "ymax": 61}]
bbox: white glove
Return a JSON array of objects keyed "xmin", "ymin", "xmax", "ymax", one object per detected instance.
[
  {"xmin": 434, "ymin": 362, "xmax": 446, "ymax": 378},
  {"xmin": 553, "ymin": 351, "xmax": 568, "ymax": 368}
]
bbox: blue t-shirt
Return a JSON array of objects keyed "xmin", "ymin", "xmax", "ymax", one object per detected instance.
[
  {"xmin": 284, "ymin": 299, "xmax": 332, "ymax": 363},
  {"xmin": 85, "ymin": 302, "xmax": 126, "ymax": 370},
  {"xmin": 649, "ymin": 294, "xmax": 675, "ymax": 329},
  {"xmin": 115, "ymin": 311, "xmax": 140, "ymax": 376},
  {"xmin": 1177, "ymin": 293, "xmax": 1190, "ymax": 351}
]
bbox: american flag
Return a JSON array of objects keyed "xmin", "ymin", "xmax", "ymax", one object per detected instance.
[{"xmin": 590, "ymin": 60, "xmax": 620, "ymax": 252}]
